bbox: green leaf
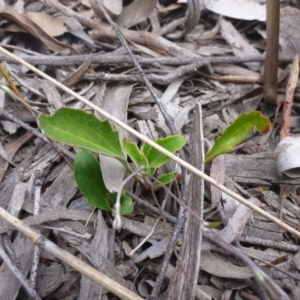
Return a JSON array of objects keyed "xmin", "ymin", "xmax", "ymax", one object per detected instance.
[
  {"xmin": 205, "ymin": 111, "xmax": 271, "ymax": 163},
  {"xmin": 74, "ymin": 150, "xmax": 111, "ymax": 211},
  {"xmin": 123, "ymin": 138, "xmax": 148, "ymax": 168},
  {"xmin": 155, "ymin": 172, "xmax": 177, "ymax": 189},
  {"xmin": 39, "ymin": 108, "xmax": 126, "ymax": 163},
  {"xmin": 142, "ymin": 135, "xmax": 186, "ymax": 169},
  {"xmin": 110, "ymin": 191, "xmax": 134, "ymax": 215}
]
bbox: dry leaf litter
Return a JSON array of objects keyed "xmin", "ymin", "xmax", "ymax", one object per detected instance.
[{"xmin": 0, "ymin": 0, "xmax": 299, "ymax": 299}]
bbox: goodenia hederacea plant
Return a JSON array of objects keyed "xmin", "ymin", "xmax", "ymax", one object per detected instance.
[
  {"xmin": 205, "ymin": 111, "xmax": 271, "ymax": 163},
  {"xmin": 39, "ymin": 108, "xmax": 186, "ymax": 220},
  {"xmin": 39, "ymin": 108, "xmax": 127, "ymax": 166}
]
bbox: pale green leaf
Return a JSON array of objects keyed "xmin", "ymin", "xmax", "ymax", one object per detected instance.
[
  {"xmin": 205, "ymin": 111, "xmax": 270, "ymax": 163},
  {"xmin": 143, "ymin": 135, "xmax": 186, "ymax": 169}
]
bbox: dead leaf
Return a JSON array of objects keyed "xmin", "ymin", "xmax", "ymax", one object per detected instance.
[
  {"xmin": 0, "ymin": 9, "xmax": 79, "ymax": 54},
  {"xmin": 201, "ymin": 251, "xmax": 253, "ymax": 278},
  {"xmin": 204, "ymin": 0, "xmax": 266, "ymax": 21},
  {"xmin": 207, "ymin": 155, "xmax": 225, "ymax": 212},
  {"xmin": 280, "ymin": 6, "xmax": 300, "ymax": 57},
  {"xmin": 275, "ymin": 136, "xmax": 300, "ymax": 178},
  {"xmin": 182, "ymin": 0, "xmax": 202, "ymax": 36},
  {"xmin": 220, "ymin": 18, "xmax": 261, "ymax": 71},
  {"xmin": 128, "ymin": 40, "xmax": 163, "ymax": 58},
  {"xmin": 89, "ymin": 0, "xmax": 122, "ymax": 19},
  {"xmin": 64, "ymin": 17, "xmax": 98, "ymax": 48},
  {"xmin": 115, "ymin": 0, "xmax": 156, "ymax": 29},
  {"xmin": 280, "ymin": 54, "xmax": 299, "ymax": 140},
  {"xmin": 95, "ymin": 84, "xmax": 133, "ymax": 193},
  {"xmin": 61, "ymin": 55, "xmax": 92, "ymax": 88},
  {"xmin": 25, "ymin": 12, "xmax": 67, "ymax": 37},
  {"xmin": 1, "ymin": 120, "xmax": 19, "ymax": 134},
  {"xmin": 279, "ymin": 184, "xmax": 297, "ymax": 220},
  {"xmin": 0, "ymin": 131, "xmax": 33, "ymax": 183}
]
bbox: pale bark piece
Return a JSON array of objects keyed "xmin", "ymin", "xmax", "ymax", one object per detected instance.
[
  {"xmin": 243, "ymin": 224, "xmax": 282, "ymax": 241},
  {"xmin": 182, "ymin": 0, "xmax": 202, "ymax": 36},
  {"xmin": 36, "ymin": 264, "xmax": 65, "ymax": 298},
  {"xmin": 40, "ymin": 79, "xmax": 64, "ymax": 112},
  {"xmin": 206, "ymin": 155, "xmax": 225, "ymax": 212},
  {"xmin": 279, "ymin": 184, "xmax": 297, "ymax": 220},
  {"xmin": 204, "ymin": 0, "xmax": 265, "ymax": 21},
  {"xmin": 95, "ymin": 84, "xmax": 133, "ymax": 193},
  {"xmin": 219, "ymin": 198, "xmax": 261, "ymax": 243},
  {"xmin": 58, "ymin": 228, "xmax": 131, "ymax": 290},
  {"xmin": 135, "ymin": 120, "xmax": 158, "ymax": 141},
  {"xmin": 280, "ymin": 6, "xmax": 300, "ymax": 57},
  {"xmin": 0, "ymin": 233, "xmax": 34, "ymax": 300},
  {"xmin": 64, "ymin": 17, "xmax": 97, "ymax": 48},
  {"xmin": 201, "ymin": 251, "xmax": 253, "ymax": 279},
  {"xmin": 280, "ymin": 54, "xmax": 299, "ymax": 140},
  {"xmin": 24, "ymin": 11, "xmax": 67, "ymax": 37},
  {"xmin": 115, "ymin": 0, "xmax": 156, "ymax": 29},
  {"xmin": 203, "ymin": 113, "xmax": 227, "ymax": 138},
  {"xmin": 198, "ymin": 285, "xmax": 222, "ymax": 300},
  {"xmin": 0, "ymin": 120, "xmax": 19, "ymax": 134},
  {"xmin": 135, "ymin": 237, "xmax": 169, "ymax": 263},
  {"xmin": 220, "ymin": 18, "xmax": 261, "ymax": 70},
  {"xmin": 90, "ymin": 26, "xmax": 198, "ymax": 58},
  {"xmin": 6, "ymin": 182, "xmax": 27, "ymax": 218},
  {"xmin": 0, "ymin": 210, "xmax": 92, "ymax": 234},
  {"xmin": 42, "ymin": 163, "xmax": 78, "ymax": 208},
  {"xmin": 0, "ymin": 131, "xmax": 33, "ymax": 183},
  {"xmin": 275, "ymin": 136, "xmax": 300, "ymax": 178},
  {"xmin": 224, "ymin": 152, "xmax": 300, "ymax": 185},
  {"xmin": 166, "ymin": 103, "xmax": 204, "ymax": 299},
  {"xmin": 89, "ymin": 0, "xmax": 122, "ymax": 18},
  {"xmin": 61, "ymin": 55, "xmax": 92, "ymax": 88},
  {"xmin": 155, "ymin": 77, "xmax": 193, "ymax": 134},
  {"xmin": 0, "ymin": 142, "xmax": 59, "ymax": 208},
  {"xmin": 122, "ymin": 217, "xmax": 174, "ymax": 241},
  {"xmin": 0, "ymin": 10, "xmax": 79, "ymax": 54},
  {"xmin": 78, "ymin": 211, "xmax": 108, "ymax": 300}
]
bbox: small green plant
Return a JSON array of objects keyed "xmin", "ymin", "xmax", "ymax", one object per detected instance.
[
  {"xmin": 39, "ymin": 108, "xmax": 186, "ymax": 228},
  {"xmin": 205, "ymin": 111, "xmax": 271, "ymax": 163}
]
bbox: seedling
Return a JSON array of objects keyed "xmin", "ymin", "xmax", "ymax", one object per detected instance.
[
  {"xmin": 205, "ymin": 111, "xmax": 270, "ymax": 163},
  {"xmin": 39, "ymin": 108, "xmax": 186, "ymax": 228}
]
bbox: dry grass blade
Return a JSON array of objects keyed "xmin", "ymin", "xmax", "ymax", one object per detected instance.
[{"xmin": 0, "ymin": 46, "xmax": 299, "ymax": 240}]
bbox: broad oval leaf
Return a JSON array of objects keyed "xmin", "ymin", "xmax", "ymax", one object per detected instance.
[
  {"xmin": 205, "ymin": 111, "xmax": 270, "ymax": 163},
  {"xmin": 142, "ymin": 135, "xmax": 186, "ymax": 170},
  {"xmin": 39, "ymin": 108, "xmax": 126, "ymax": 162},
  {"xmin": 74, "ymin": 150, "xmax": 111, "ymax": 211},
  {"xmin": 123, "ymin": 138, "xmax": 148, "ymax": 168}
]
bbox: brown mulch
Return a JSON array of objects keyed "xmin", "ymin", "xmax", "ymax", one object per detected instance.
[{"xmin": 0, "ymin": 1, "xmax": 300, "ymax": 300}]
